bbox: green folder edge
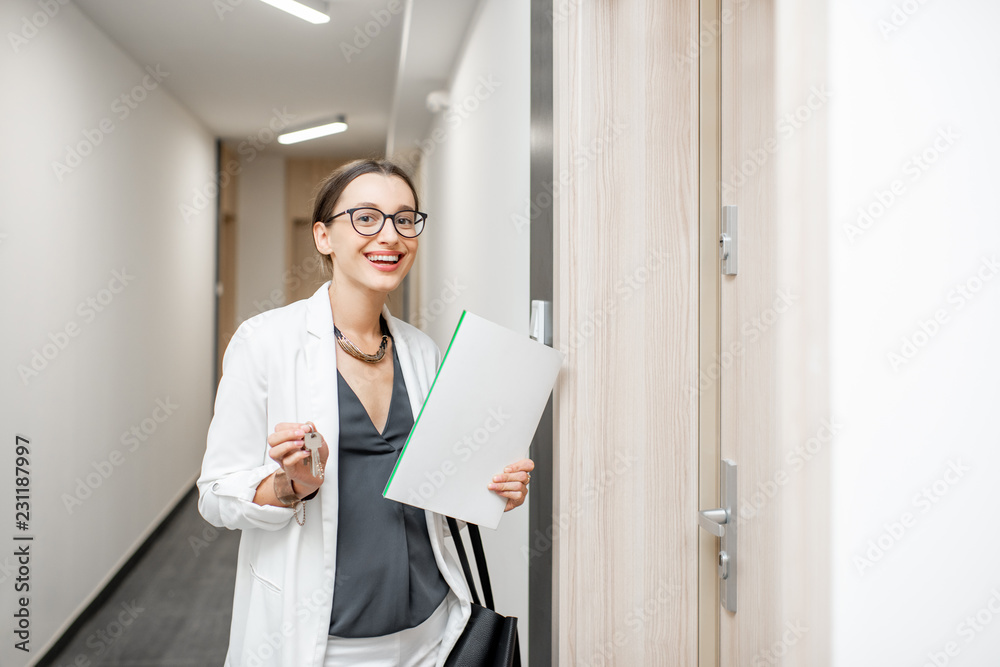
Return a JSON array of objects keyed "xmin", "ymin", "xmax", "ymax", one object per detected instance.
[{"xmin": 383, "ymin": 309, "xmax": 467, "ymax": 497}]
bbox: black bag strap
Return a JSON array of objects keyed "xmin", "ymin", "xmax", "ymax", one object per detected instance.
[
  {"xmin": 446, "ymin": 517, "xmax": 495, "ymax": 611},
  {"xmin": 447, "ymin": 517, "xmax": 481, "ymax": 607},
  {"xmin": 468, "ymin": 523, "xmax": 495, "ymax": 611}
]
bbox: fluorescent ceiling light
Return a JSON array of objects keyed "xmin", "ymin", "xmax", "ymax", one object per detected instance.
[
  {"xmin": 278, "ymin": 119, "xmax": 348, "ymax": 144},
  {"xmin": 257, "ymin": 0, "xmax": 330, "ymax": 24}
]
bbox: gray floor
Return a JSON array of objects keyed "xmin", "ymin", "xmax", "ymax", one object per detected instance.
[{"xmin": 42, "ymin": 488, "xmax": 240, "ymax": 666}]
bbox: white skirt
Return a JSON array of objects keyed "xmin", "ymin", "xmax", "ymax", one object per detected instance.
[{"xmin": 323, "ymin": 594, "xmax": 452, "ymax": 667}]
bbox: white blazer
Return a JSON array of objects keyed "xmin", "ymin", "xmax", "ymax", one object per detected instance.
[{"xmin": 197, "ymin": 282, "xmax": 472, "ymax": 667}]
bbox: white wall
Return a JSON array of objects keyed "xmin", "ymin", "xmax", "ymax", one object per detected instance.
[
  {"xmin": 235, "ymin": 153, "xmax": 286, "ymax": 324},
  {"xmin": 830, "ymin": 1, "xmax": 1000, "ymax": 664},
  {"xmin": 414, "ymin": 0, "xmax": 532, "ymax": 660},
  {"xmin": 0, "ymin": 2, "xmax": 216, "ymax": 663}
]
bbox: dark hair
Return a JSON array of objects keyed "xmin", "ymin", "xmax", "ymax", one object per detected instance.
[{"xmin": 312, "ymin": 158, "xmax": 420, "ymax": 274}]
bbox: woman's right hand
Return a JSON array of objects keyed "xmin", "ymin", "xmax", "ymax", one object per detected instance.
[{"xmin": 267, "ymin": 421, "xmax": 329, "ymax": 498}]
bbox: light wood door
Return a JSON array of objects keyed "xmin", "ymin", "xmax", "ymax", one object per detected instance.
[
  {"xmin": 550, "ymin": 0, "xmax": 829, "ymax": 663},
  {"xmin": 717, "ymin": 0, "xmax": 784, "ymax": 657},
  {"xmin": 216, "ymin": 143, "xmax": 239, "ymax": 381},
  {"xmin": 285, "ymin": 158, "xmax": 344, "ymax": 303},
  {"xmin": 551, "ymin": 0, "xmax": 701, "ymax": 664},
  {"xmin": 708, "ymin": 0, "xmax": 831, "ymax": 665}
]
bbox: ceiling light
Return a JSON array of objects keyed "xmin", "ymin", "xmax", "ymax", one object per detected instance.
[
  {"xmin": 257, "ymin": 0, "xmax": 330, "ymax": 24},
  {"xmin": 278, "ymin": 117, "xmax": 348, "ymax": 144}
]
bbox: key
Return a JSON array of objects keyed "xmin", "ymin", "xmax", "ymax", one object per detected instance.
[{"xmin": 304, "ymin": 432, "xmax": 322, "ymax": 478}]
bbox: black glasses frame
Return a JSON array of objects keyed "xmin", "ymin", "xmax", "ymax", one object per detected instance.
[{"xmin": 327, "ymin": 207, "xmax": 427, "ymax": 238}]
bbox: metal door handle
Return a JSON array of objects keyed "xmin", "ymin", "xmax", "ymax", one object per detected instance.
[
  {"xmin": 698, "ymin": 508, "xmax": 727, "ymax": 537},
  {"xmin": 529, "ymin": 300, "xmax": 553, "ymax": 346},
  {"xmin": 698, "ymin": 459, "xmax": 737, "ymax": 612},
  {"xmin": 719, "ymin": 205, "xmax": 738, "ymax": 275}
]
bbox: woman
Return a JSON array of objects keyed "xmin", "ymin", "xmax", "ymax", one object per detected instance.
[{"xmin": 197, "ymin": 158, "xmax": 533, "ymax": 667}]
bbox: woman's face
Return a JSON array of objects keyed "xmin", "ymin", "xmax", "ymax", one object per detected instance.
[{"xmin": 315, "ymin": 172, "xmax": 419, "ymax": 297}]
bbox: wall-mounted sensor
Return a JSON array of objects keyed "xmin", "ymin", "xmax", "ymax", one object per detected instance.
[{"xmin": 426, "ymin": 91, "xmax": 451, "ymax": 113}]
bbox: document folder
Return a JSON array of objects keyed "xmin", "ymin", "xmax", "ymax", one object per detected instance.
[{"xmin": 384, "ymin": 310, "xmax": 565, "ymax": 528}]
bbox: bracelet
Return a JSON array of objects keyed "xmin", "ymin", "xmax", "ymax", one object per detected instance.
[
  {"xmin": 273, "ymin": 469, "xmax": 308, "ymax": 526},
  {"xmin": 273, "ymin": 469, "xmax": 301, "ymax": 506}
]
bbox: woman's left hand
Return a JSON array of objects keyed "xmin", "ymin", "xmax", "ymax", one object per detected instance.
[{"xmin": 489, "ymin": 458, "xmax": 535, "ymax": 512}]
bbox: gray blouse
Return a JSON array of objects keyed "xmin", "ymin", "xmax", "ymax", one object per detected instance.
[{"xmin": 328, "ymin": 327, "xmax": 450, "ymax": 638}]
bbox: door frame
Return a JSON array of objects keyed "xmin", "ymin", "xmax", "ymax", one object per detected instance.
[
  {"xmin": 529, "ymin": 0, "xmax": 555, "ymax": 665},
  {"xmin": 698, "ymin": 0, "xmax": 723, "ymax": 665}
]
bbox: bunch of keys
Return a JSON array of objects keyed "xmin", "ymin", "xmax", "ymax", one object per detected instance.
[{"xmin": 304, "ymin": 431, "xmax": 323, "ymax": 479}]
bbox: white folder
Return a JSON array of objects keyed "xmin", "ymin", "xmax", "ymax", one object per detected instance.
[{"xmin": 384, "ymin": 310, "xmax": 565, "ymax": 529}]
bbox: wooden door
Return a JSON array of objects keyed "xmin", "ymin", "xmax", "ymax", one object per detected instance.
[
  {"xmin": 285, "ymin": 158, "xmax": 344, "ymax": 303},
  {"xmin": 550, "ymin": 0, "xmax": 830, "ymax": 663},
  {"xmin": 551, "ymin": 0, "xmax": 701, "ymax": 664},
  {"xmin": 216, "ymin": 143, "xmax": 239, "ymax": 381},
  {"xmin": 708, "ymin": 0, "xmax": 831, "ymax": 665}
]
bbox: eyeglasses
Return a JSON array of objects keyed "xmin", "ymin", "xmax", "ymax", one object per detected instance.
[{"xmin": 328, "ymin": 207, "xmax": 427, "ymax": 238}]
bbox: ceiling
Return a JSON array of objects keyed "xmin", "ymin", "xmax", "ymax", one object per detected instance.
[{"xmin": 73, "ymin": 0, "xmax": 481, "ymax": 159}]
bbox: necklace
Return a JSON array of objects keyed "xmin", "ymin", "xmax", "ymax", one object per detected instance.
[{"xmin": 334, "ymin": 320, "xmax": 388, "ymax": 363}]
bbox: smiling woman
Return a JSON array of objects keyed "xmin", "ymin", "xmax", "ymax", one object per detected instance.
[
  {"xmin": 311, "ymin": 160, "xmax": 423, "ymax": 285},
  {"xmin": 196, "ymin": 158, "xmax": 534, "ymax": 666}
]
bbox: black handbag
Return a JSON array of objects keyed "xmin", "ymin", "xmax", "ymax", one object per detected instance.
[{"xmin": 443, "ymin": 517, "xmax": 522, "ymax": 667}]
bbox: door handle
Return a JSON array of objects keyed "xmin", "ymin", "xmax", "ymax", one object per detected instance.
[
  {"xmin": 719, "ymin": 205, "xmax": 737, "ymax": 275},
  {"xmin": 698, "ymin": 459, "xmax": 737, "ymax": 612},
  {"xmin": 698, "ymin": 508, "xmax": 727, "ymax": 537},
  {"xmin": 529, "ymin": 300, "xmax": 553, "ymax": 346}
]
